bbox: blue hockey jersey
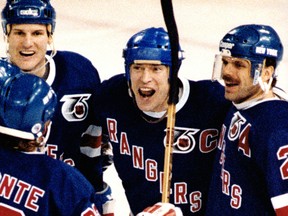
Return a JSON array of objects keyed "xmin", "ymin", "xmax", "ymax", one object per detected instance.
[
  {"xmin": 95, "ymin": 74, "xmax": 231, "ymax": 215},
  {"xmin": 0, "ymin": 146, "xmax": 100, "ymax": 216},
  {"xmin": 206, "ymin": 99, "xmax": 288, "ymax": 215},
  {"xmin": 44, "ymin": 51, "xmax": 103, "ymax": 191}
]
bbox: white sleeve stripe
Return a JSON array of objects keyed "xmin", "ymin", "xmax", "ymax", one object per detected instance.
[
  {"xmin": 80, "ymin": 146, "xmax": 101, "ymax": 157},
  {"xmin": 82, "ymin": 125, "xmax": 102, "ymax": 137},
  {"xmin": 271, "ymin": 193, "xmax": 288, "ymax": 209}
]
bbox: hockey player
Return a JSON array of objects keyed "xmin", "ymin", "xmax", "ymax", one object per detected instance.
[
  {"xmin": 0, "ymin": 68, "xmax": 103, "ymax": 216},
  {"xmin": 0, "ymin": 1, "xmax": 114, "ymax": 214},
  {"xmin": 91, "ymin": 27, "xmax": 231, "ymax": 215},
  {"xmin": 206, "ymin": 24, "xmax": 288, "ymax": 215}
]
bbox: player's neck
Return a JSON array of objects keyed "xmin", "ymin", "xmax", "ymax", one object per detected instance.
[{"xmin": 42, "ymin": 63, "xmax": 50, "ymax": 80}]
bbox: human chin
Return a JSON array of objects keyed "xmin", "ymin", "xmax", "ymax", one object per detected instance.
[{"xmin": 17, "ymin": 61, "xmax": 38, "ymax": 72}]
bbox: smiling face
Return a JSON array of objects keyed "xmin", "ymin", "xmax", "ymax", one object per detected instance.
[
  {"xmin": 129, "ymin": 62, "xmax": 170, "ymax": 112},
  {"xmin": 221, "ymin": 56, "xmax": 264, "ymax": 104},
  {"xmin": 7, "ymin": 24, "xmax": 51, "ymax": 77}
]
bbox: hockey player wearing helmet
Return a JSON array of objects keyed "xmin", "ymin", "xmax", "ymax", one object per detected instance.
[
  {"xmin": 0, "ymin": 65, "xmax": 103, "ymax": 215},
  {"xmin": 122, "ymin": 27, "xmax": 183, "ymax": 114},
  {"xmin": 1, "ymin": 1, "xmax": 114, "ymax": 215},
  {"xmin": 1, "ymin": 0, "xmax": 56, "ymax": 78},
  {"xmin": 90, "ymin": 27, "xmax": 231, "ymax": 215},
  {"xmin": 206, "ymin": 24, "xmax": 288, "ymax": 215}
]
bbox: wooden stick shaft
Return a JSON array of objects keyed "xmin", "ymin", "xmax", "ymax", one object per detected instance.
[
  {"xmin": 161, "ymin": 103, "xmax": 176, "ymax": 202},
  {"xmin": 160, "ymin": 0, "xmax": 180, "ymax": 203}
]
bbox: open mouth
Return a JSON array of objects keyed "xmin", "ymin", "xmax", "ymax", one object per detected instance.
[
  {"xmin": 225, "ymin": 82, "xmax": 238, "ymax": 87},
  {"xmin": 223, "ymin": 76, "xmax": 238, "ymax": 88},
  {"xmin": 20, "ymin": 51, "xmax": 35, "ymax": 57},
  {"xmin": 138, "ymin": 88, "xmax": 155, "ymax": 97}
]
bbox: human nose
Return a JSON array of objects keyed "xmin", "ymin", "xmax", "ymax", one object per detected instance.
[
  {"xmin": 140, "ymin": 68, "xmax": 152, "ymax": 83},
  {"xmin": 22, "ymin": 34, "xmax": 33, "ymax": 47},
  {"xmin": 222, "ymin": 62, "xmax": 234, "ymax": 76}
]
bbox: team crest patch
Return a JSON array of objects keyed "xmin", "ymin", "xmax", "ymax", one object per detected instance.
[
  {"xmin": 164, "ymin": 127, "xmax": 199, "ymax": 154},
  {"xmin": 60, "ymin": 94, "xmax": 91, "ymax": 122},
  {"xmin": 228, "ymin": 111, "xmax": 246, "ymax": 141}
]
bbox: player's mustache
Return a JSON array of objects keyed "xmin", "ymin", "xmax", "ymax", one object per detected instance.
[{"xmin": 222, "ymin": 74, "xmax": 237, "ymax": 83}]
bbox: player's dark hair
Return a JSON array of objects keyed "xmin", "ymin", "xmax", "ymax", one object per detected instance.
[
  {"xmin": 0, "ymin": 133, "xmax": 42, "ymax": 152},
  {"xmin": 266, "ymin": 57, "xmax": 277, "ymax": 69},
  {"xmin": 265, "ymin": 57, "xmax": 277, "ymax": 87}
]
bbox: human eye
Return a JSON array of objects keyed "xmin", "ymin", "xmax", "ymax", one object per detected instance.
[
  {"xmin": 131, "ymin": 64, "xmax": 140, "ymax": 70},
  {"xmin": 153, "ymin": 65, "xmax": 166, "ymax": 72},
  {"xmin": 33, "ymin": 30, "xmax": 45, "ymax": 36},
  {"xmin": 234, "ymin": 61, "xmax": 248, "ymax": 69},
  {"xmin": 131, "ymin": 64, "xmax": 143, "ymax": 72},
  {"xmin": 222, "ymin": 58, "xmax": 229, "ymax": 66},
  {"xmin": 12, "ymin": 30, "xmax": 24, "ymax": 36},
  {"xmin": 153, "ymin": 66, "xmax": 161, "ymax": 71}
]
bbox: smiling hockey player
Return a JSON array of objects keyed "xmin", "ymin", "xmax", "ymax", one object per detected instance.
[
  {"xmin": 91, "ymin": 27, "xmax": 231, "ymax": 215},
  {"xmin": 207, "ymin": 24, "xmax": 288, "ymax": 215}
]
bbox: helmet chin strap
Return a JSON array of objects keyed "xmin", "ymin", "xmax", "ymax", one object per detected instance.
[
  {"xmin": 37, "ymin": 121, "xmax": 52, "ymax": 153},
  {"xmin": 30, "ymin": 40, "xmax": 57, "ymax": 77},
  {"xmin": 257, "ymin": 76, "xmax": 273, "ymax": 94},
  {"xmin": 4, "ymin": 34, "xmax": 10, "ymax": 59},
  {"xmin": 254, "ymin": 58, "xmax": 273, "ymax": 94}
]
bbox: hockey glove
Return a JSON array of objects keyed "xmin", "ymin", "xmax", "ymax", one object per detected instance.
[
  {"xmin": 94, "ymin": 182, "xmax": 115, "ymax": 216},
  {"xmin": 81, "ymin": 125, "xmax": 114, "ymax": 172},
  {"xmin": 101, "ymin": 134, "xmax": 114, "ymax": 171},
  {"xmin": 137, "ymin": 202, "xmax": 183, "ymax": 216}
]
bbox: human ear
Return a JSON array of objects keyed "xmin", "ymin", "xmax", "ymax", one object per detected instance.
[
  {"xmin": 261, "ymin": 65, "xmax": 274, "ymax": 83},
  {"xmin": 48, "ymin": 34, "xmax": 53, "ymax": 45}
]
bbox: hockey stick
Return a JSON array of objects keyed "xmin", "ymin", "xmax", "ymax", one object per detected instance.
[{"xmin": 160, "ymin": 0, "xmax": 181, "ymax": 203}]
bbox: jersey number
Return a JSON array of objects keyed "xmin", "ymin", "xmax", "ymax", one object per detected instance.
[{"xmin": 277, "ymin": 145, "xmax": 288, "ymax": 180}]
